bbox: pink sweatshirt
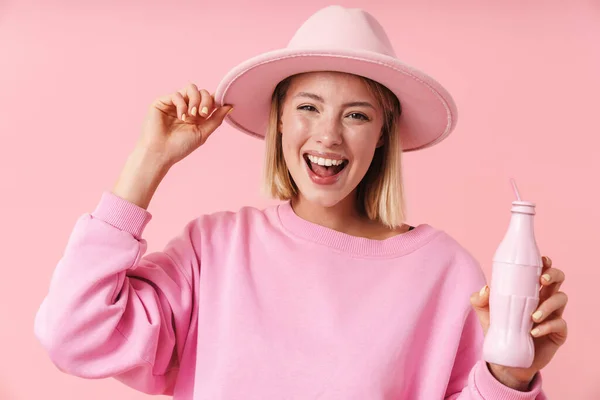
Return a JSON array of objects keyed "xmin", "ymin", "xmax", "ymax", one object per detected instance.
[{"xmin": 35, "ymin": 191, "xmax": 547, "ymax": 399}]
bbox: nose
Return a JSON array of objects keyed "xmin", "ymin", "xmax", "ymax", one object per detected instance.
[{"xmin": 315, "ymin": 116, "xmax": 343, "ymax": 147}]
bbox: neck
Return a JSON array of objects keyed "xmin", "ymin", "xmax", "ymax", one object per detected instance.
[{"xmin": 290, "ymin": 192, "xmax": 363, "ymax": 234}]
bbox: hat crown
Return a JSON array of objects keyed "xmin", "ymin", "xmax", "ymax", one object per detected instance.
[{"xmin": 287, "ymin": 6, "xmax": 397, "ymax": 57}]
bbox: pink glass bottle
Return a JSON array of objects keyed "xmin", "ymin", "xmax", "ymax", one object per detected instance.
[{"xmin": 483, "ymin": 183, "xmax": 543, "ymax": 368}]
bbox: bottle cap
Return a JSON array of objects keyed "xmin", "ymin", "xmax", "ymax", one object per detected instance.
[
  {"xmin": 511, "ymin": 201, "xmax": 536, "ymax": 214},
  {"xmin": 509, "ymin": 179, "xmax": 536, "ymax": 214}
]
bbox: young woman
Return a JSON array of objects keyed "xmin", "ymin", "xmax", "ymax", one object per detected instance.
[{"xmin": 35, "ymin": 6, "xmax": 567, "ymax": 399}]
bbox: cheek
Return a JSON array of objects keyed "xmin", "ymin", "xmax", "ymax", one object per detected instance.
[
  {"xmin": 281, "ymin": 114, "xmax": 311, "ymax": 149},
  {"xmin": 347, "ymin": 128, "xmax": 381, "ymax": 156},
  {"xmin": 281, "ymin": 135, "xmax": 295, "ymax": 163},
  {"xmin": 284, "ymin": 113, "xmax": 311, "ymax": 134}
]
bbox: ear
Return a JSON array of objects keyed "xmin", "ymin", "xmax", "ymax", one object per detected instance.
[
  {"xmin": 376, "ymin": 132, "xmax": 385, "ymax": 148},
  {"xmin": 278, "ymin": 107, "xmax": 285, "ymax": 133}
]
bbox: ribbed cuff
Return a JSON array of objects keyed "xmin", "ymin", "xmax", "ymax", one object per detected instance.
[
  {"xmin": 91, "ymin": 191, "xmax": 153, "ymax": 240},
  {"xmin": 474, "ymin": 360, "xmax": 543, "ymax": 399}
]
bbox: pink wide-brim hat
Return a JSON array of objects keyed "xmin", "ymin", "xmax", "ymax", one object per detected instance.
[{"xmin": 214, "ymin": 5, "xmax": 458, "ymax": 152}]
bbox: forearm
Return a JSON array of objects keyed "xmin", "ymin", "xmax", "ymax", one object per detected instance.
[{"xmin": 112, "ymin": 148, "xmax": 171, "ymax": 210}]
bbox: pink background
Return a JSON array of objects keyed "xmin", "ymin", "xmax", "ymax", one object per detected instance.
[{"xmin": 1, "ymin": 0, "xmax": 598, "ymax": 398}]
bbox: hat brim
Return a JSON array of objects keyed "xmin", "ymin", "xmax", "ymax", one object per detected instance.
[{"xmin": 214, "ymin": 47, "xmax": 457, "ymax": 152}]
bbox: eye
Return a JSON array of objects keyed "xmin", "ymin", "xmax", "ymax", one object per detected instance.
[
  {"xmin": 298, "ymin": 105, "xmax": 317, "ymax": 112},
  {"xmin": 348, "ymin": 112, "xmax": 369, "ymax": 121}
]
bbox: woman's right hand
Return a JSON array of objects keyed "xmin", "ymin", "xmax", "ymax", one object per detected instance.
[{"xmin": 137, "ymin": 83, "xmax": 233, "ymax": 168}]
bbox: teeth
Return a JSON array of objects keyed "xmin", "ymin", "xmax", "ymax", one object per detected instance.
[{"xmin": 307, "ymin": 154, "xmax": 345, "ymax": 166}]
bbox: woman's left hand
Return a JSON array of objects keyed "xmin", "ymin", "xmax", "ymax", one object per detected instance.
[{"xmin": 470, "ymin": 256, "xmax": 568, "ymax": 390}]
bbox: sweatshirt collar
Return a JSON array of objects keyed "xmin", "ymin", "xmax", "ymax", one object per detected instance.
[{"xmin": 276, "ymin": 201, "xmax": 440, "ymax": 258}]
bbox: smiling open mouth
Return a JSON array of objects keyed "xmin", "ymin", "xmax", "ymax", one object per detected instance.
[{"xmin": 303, "ymin": 154, "xmax": 349, "ymax": 178}]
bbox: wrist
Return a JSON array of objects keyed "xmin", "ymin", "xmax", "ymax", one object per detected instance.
[
  {"xmin": 487, "ymin": 363, "xmax": 535, "ymax": 392},
  {"xmin": 112, "ymin": 148, "xmax": 171, "ymax": 210}
]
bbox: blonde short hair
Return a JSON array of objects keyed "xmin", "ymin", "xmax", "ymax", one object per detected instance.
[{"xmin": 262, "ymin": 72, "xmax": 407, "ymax": 228}]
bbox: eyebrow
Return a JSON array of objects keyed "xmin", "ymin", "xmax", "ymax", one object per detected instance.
[{"xmin": 293, "ymin": 92, "xmax": 375, "ymax": 109}]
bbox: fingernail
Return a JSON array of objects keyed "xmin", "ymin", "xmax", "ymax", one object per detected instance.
[
  {"xmin": 201, "ymin": 106, "xmax": 208, "ymax": 116},
  {"xmin": 227, "ymin": 107, "xmax": 234, "ymax": 114},
  {"xmin": 532, "ymin": 310, "xmax": 543, "ymax": 321},
  {"xmin": 531, "ymin": 328, "xmax": 541, "ymax": 337},
  {"xmin": 190, "ymin": 107, "xmax": 197, "ymax": 116},
  {"xmin": 542, "ymin": 274, "xmax": 551, "ymax": 282},
  {"xmin": 181, "ymin": 113, "xmax": 186, "ymax": 121},
  {"xmin": 479, "ymin": 285, "xmax": 488, "ymax": 297}
]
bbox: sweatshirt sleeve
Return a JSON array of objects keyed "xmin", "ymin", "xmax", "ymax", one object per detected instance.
[
  {"xmin": 445, "ymin": 307, "xmax": 548, "ymax": 400},
  {"xmin": 34, "ymin": 191, "xmax": 197, "ymax": 396}
]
